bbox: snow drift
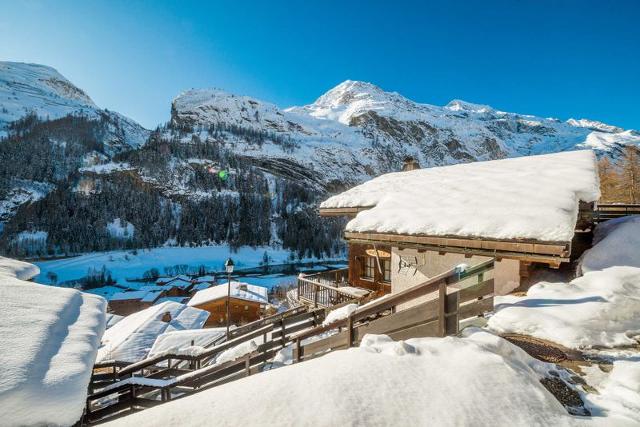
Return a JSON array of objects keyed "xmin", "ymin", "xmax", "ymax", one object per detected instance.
[
  {"xmin": 104, "ymin": 330, "xmax": 578, "ymax": 427},
  {"xmin": 578, "ymin": 215, "xmax": 640, "ymax": 274},
  {"xmin": 0, "ymin": 256, "xmax": 106, "ymax": 427},
  {"xmin": 488, "ymin": 266, "xmax": 640, "ymax": 348}
]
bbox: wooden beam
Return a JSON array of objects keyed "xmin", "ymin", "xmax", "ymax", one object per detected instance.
[
  {"xmin": 318, "ymin": 206, "xmax": 374, "ymax": 217},
  {"xmin": 344, "ymin": 232, "xmax": 571, "ymax": 265}
]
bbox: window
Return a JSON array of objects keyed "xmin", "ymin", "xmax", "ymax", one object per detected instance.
[
  {"xmin": 363, "ymin": 257, "xmax": 375, "ymax": 279},
  {"xmin": 382, "ymin": 259, "xmax": 391, "ymax": 283}
]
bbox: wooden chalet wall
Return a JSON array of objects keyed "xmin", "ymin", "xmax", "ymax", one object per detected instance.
[
  {"xmin": 192, "ymin": 297, "xmax": 263, "ymax": 328},
  {"xmin": 348, "ymin": 243, "xmax": 392, "ymax": 294},
  {"xmin": 108, "ymin": 299, "xmax": 153, "ymax": 316}
]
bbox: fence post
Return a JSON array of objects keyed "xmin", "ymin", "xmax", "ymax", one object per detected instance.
[
  {"xmin": 445, "ymin": 291, "xmax": 460, "ymax": 335},
  {"xmin": 245, "ymin": 353, "xmax": 251, "ymax": 376},
  {"xmin": 295, "ymin": 338, "xmax": 301, "ymax": 363},
  {"xmin": 297, "ymin": 277, "xmax": 301, "ymax": 300},
  {"xmin": 313, "ymin": 284, "xmax": 318, "ymax": 307},
  {"xmin": 346, "ymin": 315, "xmax": 354, "ymax": 348},
  {"xmin": 281, "ymin": 319, "xmax": 286, "ymax": 347},
  {"xmin": 437, "ymin": 280, "xmax": 446, "ymax": 337}
]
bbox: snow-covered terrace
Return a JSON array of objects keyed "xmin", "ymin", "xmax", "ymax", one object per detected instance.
[
  {"xmin": 320, "ymin": 150, "xmax": 600, "ymax": 263},
  {"xmin": 0, "ymin": 257, "xmax": 106, "ymax": 426}
]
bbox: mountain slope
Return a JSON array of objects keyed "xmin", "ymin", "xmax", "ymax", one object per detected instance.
[
  {"xmin": 0, "ymin": 61, "xmax": 148, "ymax": 150},
  {"xmin": 2, "ymin": 64, "xmax": 639, "ymax": 263},
  {"xmin": 171, "ymin": 80, "xmax": 640, "ymax": 186}
]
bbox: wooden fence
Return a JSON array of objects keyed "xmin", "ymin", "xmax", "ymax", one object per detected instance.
[
  {"xmin": 85, "ymin": 307, "xmax": 325, "ymax": 424},
  {"xmin": 84, "ymin": 260, "xmax": 495, "ymax": 424},
  {"xmin": 595, "ymin": 204, "xmax": 640, "ymax": 222},
  {"xmin": 291, "ymin": 259, "xmax": 495, "ymax": 362}
]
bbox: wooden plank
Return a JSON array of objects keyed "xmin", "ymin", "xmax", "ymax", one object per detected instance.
[
  {"xmin": 458, "ymin": 279, "xmax": 494, "ymax": 303},
  {"xmin": 301, "ymin": 330, "xmax": 349, "ymax": 359},
  {"xmin": 459, "ymin": 297, "xmax": 494, "ymax": 320},
  {"xmin": 387, "ymin": 320, "xmax": 439, "ymax": 341},
  {"xmin": 352, "ymin": 299, "xmax": 439, "ymax": 342}
]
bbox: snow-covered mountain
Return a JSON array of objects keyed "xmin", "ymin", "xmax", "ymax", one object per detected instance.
[
  {"xmin": 170, "ymin": 80, "xmax": 639, "ymax": 185},
  {"xmin": 0, "ymin": 62, "xmax": 148, "ymax": 150},
  {"xmin": 2, "ymin": 64, "xmax": 639, "ymax": 260}
]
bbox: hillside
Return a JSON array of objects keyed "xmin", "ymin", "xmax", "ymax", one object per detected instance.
[{"xmin": 1, "ymin": 62, "xmax": 639, "ymax": 266}]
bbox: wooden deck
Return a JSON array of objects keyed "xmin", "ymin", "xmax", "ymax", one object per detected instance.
[{"xmin": 296, "ymin": 268, "xmax": 370, "ymax": 308}]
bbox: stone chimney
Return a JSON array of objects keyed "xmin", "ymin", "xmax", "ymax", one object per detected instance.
[
  {"xmin": 402, "ymin": 156, "xmax": 420, "ymax": 172},
  {"xmin": 161, "ymin": 311, "xmax": 172, "ymax": 323}
]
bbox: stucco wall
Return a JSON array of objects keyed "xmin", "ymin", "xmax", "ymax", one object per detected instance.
[{"xmin": 390, "ymin": 247, "xmax": 520, "ymax": 308}]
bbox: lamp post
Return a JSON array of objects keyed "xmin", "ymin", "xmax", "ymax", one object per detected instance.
[{"xmin": 224, "ymin": 258, "xmax": 234, "ymax": 339}]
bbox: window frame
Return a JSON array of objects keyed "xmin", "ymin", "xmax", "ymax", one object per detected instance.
[
  {"xmin": 382, "ymin": 258, "xmax": 391, "ymax": 283},
  {"xmin": 362, "ymin": 256, "xmax": 375, "ymax": 280}
]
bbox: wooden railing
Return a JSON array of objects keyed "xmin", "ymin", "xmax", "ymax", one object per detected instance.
[
  {"xmin": 84, "ymin": 260, "xmax": 495, "ymax": 424},
  {"xmin": 85, "ymin": 307, "xmax": 325, "ymax": 424},
  {"xmin": 296, "ymin": 268, "xmax": 361, "ymax": 308},
  {"xmin": 291, "ymin": 259, "xmax": 495, "ymax": 363},
  {"xmin": 595, "ymin": 204, "xmax": 640, "ymax": 222}
]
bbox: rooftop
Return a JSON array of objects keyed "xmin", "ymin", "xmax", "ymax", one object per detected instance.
[
  {"xmin": 188, "ymin": 281, "xmax": 269, "ymax": 307},
  {"xmin": 320, "ymin": 150, "xmax": 599, "ymax": 243},
  {"xmin": 0, "ymin": 256, "xmax": 105, "ymax": 426}
]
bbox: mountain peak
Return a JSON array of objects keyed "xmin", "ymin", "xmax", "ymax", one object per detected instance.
[
  {"xmin": 313, "ymin": 80, "xmax": 394, "ymax": 108},
  {"xmin": 445, "ymin": 99, "xmax": 494, "ymax": 114}
]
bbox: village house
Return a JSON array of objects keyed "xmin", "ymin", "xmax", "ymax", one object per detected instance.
[
  {"xmin": 187, "ymin": 281, "xmax": 269, "ymax": 327},
  {"xmin": 108, "ymin": 289, "xmax": 164, "ymax": 315},
  {"xmin": 302, "ymin": 150, "xmax": 600, "ymax": 305}
]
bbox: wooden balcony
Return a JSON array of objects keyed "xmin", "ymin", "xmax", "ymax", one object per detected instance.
[{"xmin": 295, "ymin": 268, "xmax": 371, "ymax": 308}]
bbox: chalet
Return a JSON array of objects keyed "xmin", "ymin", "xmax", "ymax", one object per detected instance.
[
  {"xmin": 310, "ymin": 150, "xmax": 600, "ymax": 304},
  {"xmin": 193, "ymin": 275, "xmax": 217, "ymax": 285},
  {"xmin": 188, "ymin": 281, "xmax": 269, "ymax": 327},
  {"xmin": 108, "ymin": 289, "xmax": 164, "ymax": 315},
  {"xmin": 155, "ymin": 274, "xmax": 194, "ymax": 289}
]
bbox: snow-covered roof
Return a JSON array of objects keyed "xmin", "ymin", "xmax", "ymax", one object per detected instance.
[
  {"xmin": 85, "ymin": 285, "xmax": 127, "ymax": 300},
  {"xmin": 0, "ymin": 257, "xmax": 106, "ymax": 426},
  {"xmin": 97, "ymin": 301, "xmax": 209, "ymax": 363},
  {"xmin": 156, "ymin": 275, "xmax": 194, "ymax": 288},
  {"xmin": 106, "ymin": 313, "xmax": 124, "ymax": 329},
  {"xmin": 154, "ymin": 296, "xmax": 188, "ymax": 305},
  {"xmin": 148, "ymin": 328, "xmax": 227, "ymax": 358},
  {"xmin": 321, "ymin": 150, "xmax": 600, "ymax": 242},
  {"xmin": 110, "ymin": 290, "xmax": 149, "ymax": 301},
  {"xmin": 193, "ymin": 275, "xmax": 217, "ymax": 283},
  {"xmin": 188, "ymin": 281, "xmax": 268, "ymax": 307},
  {"xmin": 103, "ymin": 330, "xmax": 579, "ymax": 426},
  {"xmin": 141, "ymin": 290, "xmax": 164, "ymax": 303}
]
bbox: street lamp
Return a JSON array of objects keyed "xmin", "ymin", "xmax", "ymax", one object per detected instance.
[{"xmin": 225, "ymin": 258, "xmax": 234, "ymax": 339}]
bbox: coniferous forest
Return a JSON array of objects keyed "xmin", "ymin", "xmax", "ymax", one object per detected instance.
[{"xmin": 0, "ymin": 114, "xmax": 346, "ymax": 259}]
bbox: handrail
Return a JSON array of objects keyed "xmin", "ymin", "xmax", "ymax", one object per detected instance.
[
  {"xmin": 294, "ymin": 259, "xmax": 494, "ymax": 342},
  {"xmin": 228, "ymin": 305, "xmax": 307, "ymax": 339},
  {"xmin": 117, "ymin": 324, "xmax": 274, "ymax": 377}
]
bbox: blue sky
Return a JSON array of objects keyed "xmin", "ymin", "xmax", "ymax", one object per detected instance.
[{"xmin": 1, "ymin": 0, "xmax": 639, "ymax": 129}]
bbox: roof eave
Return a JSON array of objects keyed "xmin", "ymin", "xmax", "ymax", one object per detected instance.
[{"xmin": 343, "ymin": 231, "xmax": 571, "ymax": 266}]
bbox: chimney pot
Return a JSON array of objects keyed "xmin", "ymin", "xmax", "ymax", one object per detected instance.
[{"xmin": 402, "ymin": 156, "xmax": 420, "ymax": 171}]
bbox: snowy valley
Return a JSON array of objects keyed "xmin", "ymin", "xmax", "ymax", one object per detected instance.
[{"xmin": 1, "ymin": 62, "xmax": 640, "ymax": 267}]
